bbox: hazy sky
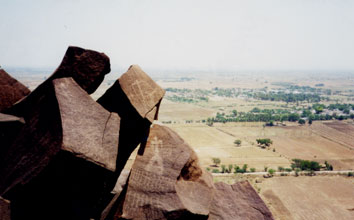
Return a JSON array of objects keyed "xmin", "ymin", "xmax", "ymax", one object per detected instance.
[{"xmin": 1, "ymin": 0, "xmax": 354, "ymax": 72}]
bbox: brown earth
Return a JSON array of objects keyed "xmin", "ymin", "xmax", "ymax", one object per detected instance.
[{"xmin": 258, "ymin": 176, "xmax": 354, "ymax": 220}]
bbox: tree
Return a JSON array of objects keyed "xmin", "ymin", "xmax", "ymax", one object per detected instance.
[
  {"xmin": 234, "ymin": 139, "xmax": 242, "ymax": 147},
  {"xmin": 232, "ymin": 110, "xmax": 238, "ymax": 117},
  {"xmin": 268, "ymin": 169, "xmax": 275, "ymax": 176},
  {"xmin": 212, "ymin": 158, "xmax": 221, "ymax": 167},
  {"xmin": 298, "ymin": 119, "xmax": 305, "ymax": 125},
  {"xmin": 256, "ymin": 138, "xmax": 273, "ymax": 148}
]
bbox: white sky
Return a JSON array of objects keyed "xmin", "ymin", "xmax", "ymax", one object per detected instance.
[{"xmin": 1, "ymin": 0, "xmax": 354, "ymax": 72}]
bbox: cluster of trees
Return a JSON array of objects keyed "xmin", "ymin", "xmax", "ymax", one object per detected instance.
[
  {"xmin": 252, "ymin": 92, "xmax": 323, "ymax": 103},
  {"xmin": 256, "ymin": 138, "xmax": 273, "ymax": 148},
  {"xmin": 291, "ymin": 159, "xmax": 321, "ymax": 171}
]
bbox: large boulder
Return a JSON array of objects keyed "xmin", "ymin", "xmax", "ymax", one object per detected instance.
[
  {"xmin": 0, "ymin": 77, "xmax": 120, "ymax": 220},
  {"xmin": 6, "ymin": 46, "xmax": 110, "ymax": 118},
  {"xmin": 97, "ymin": 65, "xmax": 165, "ymax": 179},
  {"xmin": 102, "ymin": 124, "xmax": 274, "ymax": 220},
  {"xmin": 208, "ymin": 181, "xmax": 274, "ymax": 220},
  {"xmin": 105, "ymin": 124, "xmax": 214, "ymax": 220},
  {"xmin": 0, "ymin": 69, "xmax": 30, "ymax": 112}
]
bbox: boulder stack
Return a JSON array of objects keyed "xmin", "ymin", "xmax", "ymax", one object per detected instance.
[{"xmin": 0, "ymin": 47, "xmax": 273, "ymax": 220}]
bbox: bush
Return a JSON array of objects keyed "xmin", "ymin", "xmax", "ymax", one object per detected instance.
[
  {"xmin": 325, "ymin": 161, "xmax": 333, "ymax": 171},
  {"xmin": 234, "ymin": 139, "xmax": 242, "ymax": 147},
  {"xmin": 285, "ymin": 168, "xmax": 292, "ymax": 172},
  {"xmin": 228, "ymin": 164, "xmax": 233, "ymax": 173},
  {"xmin": 278, "ymin": 166, "xmax": 284, "ymax": 172},
  {"xmin": 264, "ymin": 166, "xmax": 268, "ymax": 172},
  {"xmin": 268, "ymin": 169, "xmax": 275, "ymax": 176},
  {"xmin": 212, "ymin": 169, "xmax": 220, "ymax": 173},
  {"xmin": 221, "ymin": 165, "xmax": 226, "ymax": 173},
  {"xmin": 298, "ymin": 119, "xmax": 306, "ymax": 125},
  {"xmin": 348, "ymin": 172, "xmax": 354, "ymax": 177},
  {"xmin": 250, "ymin": 168, "xmax": 256, "ymax": 172}
]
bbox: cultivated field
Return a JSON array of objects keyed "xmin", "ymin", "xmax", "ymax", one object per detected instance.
[{"xmin": 257, "ymin": 176, "xmax": 354, "ymax": 220}]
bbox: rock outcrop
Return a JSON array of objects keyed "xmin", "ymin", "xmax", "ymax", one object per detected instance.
[
  {"xmin": 209, "ymin": 181, "xmax": 273, "ymax": 220},
  {"xmin": 6, "ymin": 46, "xmax": 110, "ymax": 118},
  {"xmin": 0, "ymin": 69, "xmax": 30, "ymax": 112},
  {"xmin": 97, "ymin": 65, "xmax": 165, "ymax": 179},
  {"xmin": 0, "ymin": 47, "xmax": 273, "ymax": 220},
  {"xmin": 102, "ymin": 124, "xmax": 273, "ymax": 220}
]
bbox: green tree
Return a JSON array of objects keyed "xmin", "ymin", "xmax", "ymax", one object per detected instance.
[
  {"xmin": 212, "ymin": 158, "xmax": 221, "ymax": 167},
  {"xmin": 298, "ymin": 119, "xmax": 306, "ymax": 125},
  {"xmin": 256, "ymin": 138, "xmax": 273, "ymax": 148},
  {"xmin": 268, "ymin": 169, "xmax": 275, "ymax": 176},
  {"xmin": 234, "ymin": 139, "xmax": 242, "ymax": 147}
]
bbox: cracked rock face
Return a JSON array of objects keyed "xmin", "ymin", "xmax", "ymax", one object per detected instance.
[{"xmin": 0, "ymin": 69, "xmax": 30, "ymax": 112}]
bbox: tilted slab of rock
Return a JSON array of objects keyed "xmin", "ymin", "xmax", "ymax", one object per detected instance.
[
  {"xmin": 208, "ymin": 181, "xmax": 274, "ymax": 220},
  {"xmin": 0, "ymin": 68, "xmax": 30, "ymax": 112},
  {"xmin": 0, "ymin": 77, "xmax": 120, "ymax": 219},
  {"xmin": 107, "ymin": 124, "xmax": 214, "ymax": 220},
  {"xmin": 54, "ymin": 77, "xmax": 120, "ymax": 171},
  {"xmin": 6, "ymin": 46, "xmax": 110, "ymax": 118},
  {"xmin": 118, "ymin": 65, "xmax": 165, "ymax": 123},
  {"xmin": 97, "ymin": 65, "xmax": 165, "ymax": 179}
]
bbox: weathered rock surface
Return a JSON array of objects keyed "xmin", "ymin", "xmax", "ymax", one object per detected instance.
[
  {"xmin": 103, "ymin": 124, "xmax": 273, "ymax": 220},
  {"xmin": 208, "ymin": 181, "xmax": 274, "ymax": 220},
  {"xmin": 6, "ymin": 46, "xmax": 110, "ymax": 118},
  {"xmin": 0, "ymin": 69, "xmax": 30, "ymax": 112},
  {"xmin": 118, "ymin": 65, "xmax": 165, "ymax": 123},
  {"xmin": 97, "ymin": 65, "xmax": 165, "ymax": 179},
  {"xmin": 105, "ymin": 124, "xmax": 214, "ymax": 220},
  {"xmin": 0, "ymin": 77, "xmax": 120, "ymax": 219}
]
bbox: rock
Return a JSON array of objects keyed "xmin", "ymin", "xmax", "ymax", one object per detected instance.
[
  {"xmin": 118, "ymin": 65, "xmax": 165, "ymax": 123},
  {"xmin": 0, "ymin": 77, "xmax": 120, "ymax": 219},
  {"xmin": 208, "ymin": 181, "xmax": 273, "ymax": 220},
  {"xmin": 103, "ymin": 124, "xmax": 273, "ymax": 220},
  {"xmin": 0, "ymin": 113, "xmax": 25, "ymax": 157},
  {"xmin": 6, "ymin": 46, "xmax": 110, "ymax": 118},
  {"xmin": 106, "ymin": 124, "xmax": 214, "ymax": 220},
  {"xmin": 0, "ymin": 197, "xmax": 11, "ymax": 220},
  {"xmin": 97, "ymin": 65, "xmax": 165, "ymax": 179},
  {"xmin": 0, "ymin": 68, "xmax": 30, "ymax": 112}
]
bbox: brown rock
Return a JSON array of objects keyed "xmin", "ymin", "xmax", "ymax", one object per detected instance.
[
  {"xmin": 118, "ymin": 65, "xmax": 165, "ymax": 122},
  {"xmin": 0, "ymin": 197, "xmax": 11, "ymax": 220},
  {"xmin": 103, "ymin": 124, "xmax": 273, "ymax": 220},
  {"xmin": 0, "ymin": 68, "xmax": 30, "ymax": 112},
  {"xmin": 97, "ymin": 65, "xmax": 165, "ymax": 179},
  {"xmin": 0, "ymin": 77, "xmax": 120, "ymax": 219},
  {"xmin": 208, "ymin": 181, "xmax": 274, "ymax": 220},
  {"xmin": 0, "ymin": 113, "xmax": 25, "ymax": 157},
  {"xmin": 108, "ymin": 124, "xmax": 214, "ymax": 220},
  {"xmin": 7, "ymin": 46, "xmax": 110, "ymax": 118}
]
